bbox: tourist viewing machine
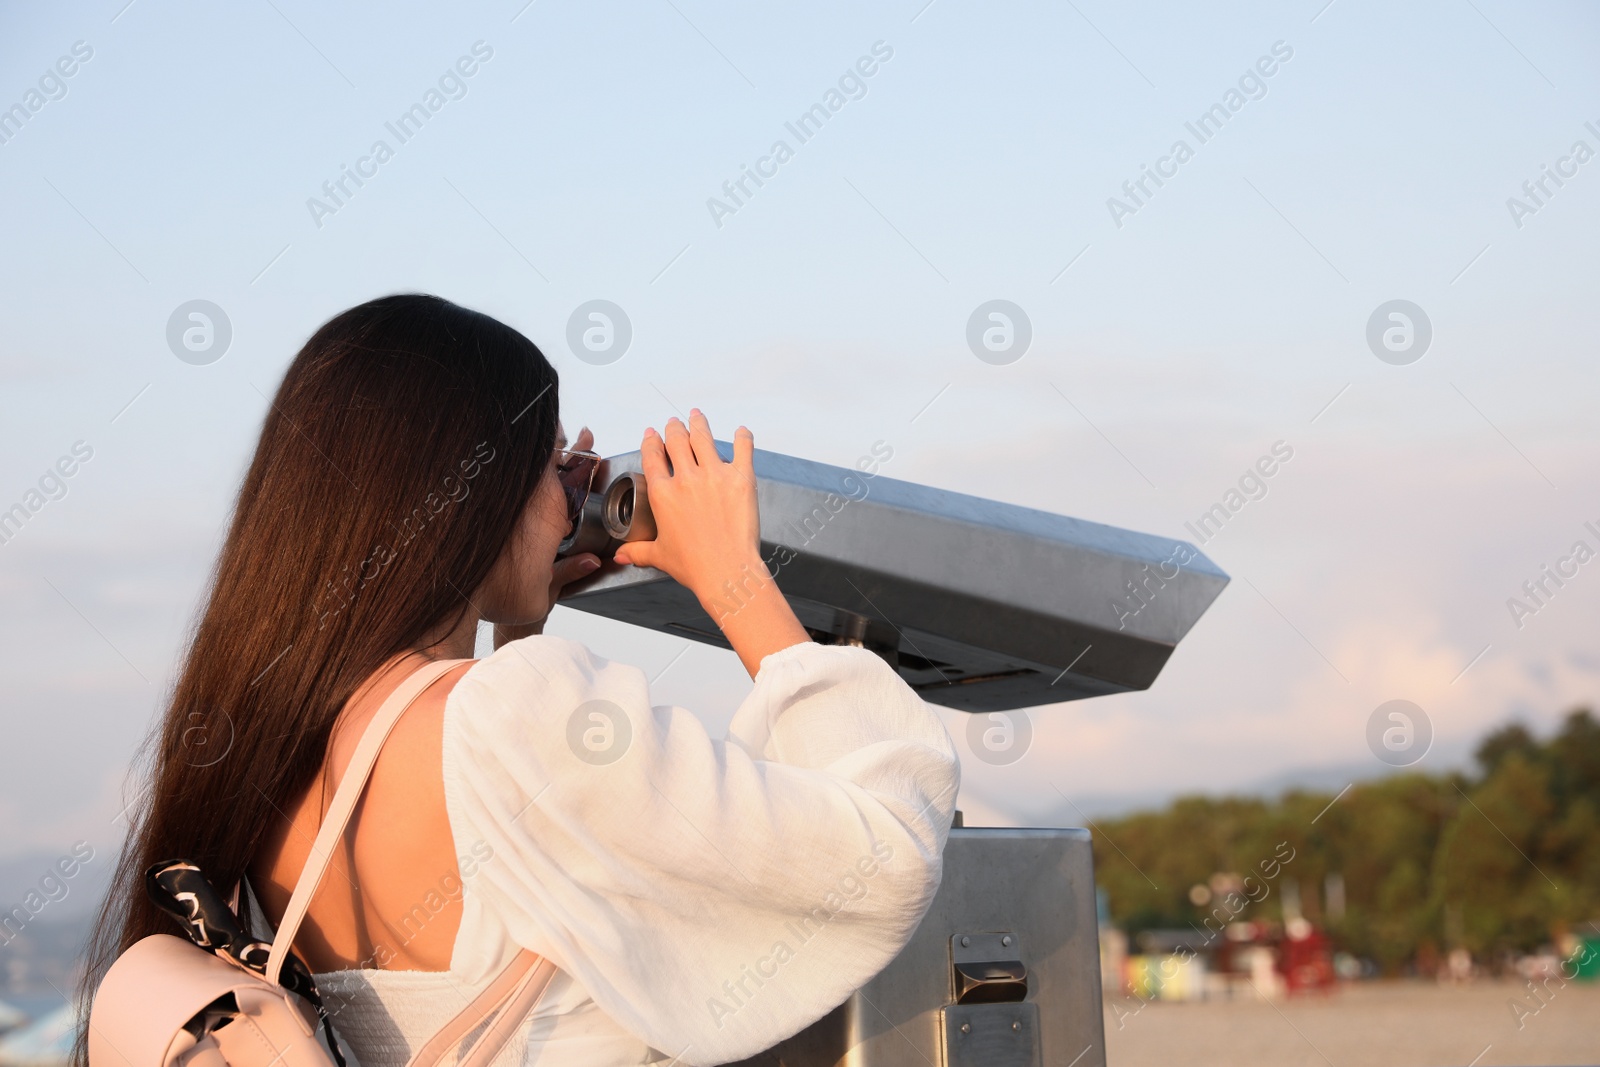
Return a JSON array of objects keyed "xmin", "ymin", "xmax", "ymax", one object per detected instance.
[{"xmin": 560, "ymin": 444, "xmax": 1230, "ymax": 1067}]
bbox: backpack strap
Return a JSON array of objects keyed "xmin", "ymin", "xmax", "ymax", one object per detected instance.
[
  {"xmin": 265, "ymin": 657, "xmax": 468, "ymax": 983},
  {"xmin": 406, "ymin": 950, "xmax": 557, "ymax": 1067}
]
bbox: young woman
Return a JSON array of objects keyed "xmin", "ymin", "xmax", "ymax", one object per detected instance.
[{"xmin": 79, "ymin": 294, "xmax": 959, "ymax": 1067}]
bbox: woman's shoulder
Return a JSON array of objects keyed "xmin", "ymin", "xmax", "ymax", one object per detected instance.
[
  {"xmin": 448, "ymin": 634, "xmax": 855, "ymax": 720},
  {"xmin": 441, "ymin": 636, "xmax": 651, "ymax": 765},
  {"xmin": 328, "ymin": 657, "xmax": 476, "ymax": 781},
  {"xmin": 450, "ymin": 634, "xmax": 624, "ymax": 710}
]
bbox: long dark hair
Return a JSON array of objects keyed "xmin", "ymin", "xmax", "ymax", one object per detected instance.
[{"xmin": 74, "ymin": 294, "xmax": 559, "ymax": 1063}]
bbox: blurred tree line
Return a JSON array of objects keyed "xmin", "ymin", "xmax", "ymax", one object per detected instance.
[{"xmin": 1092, "ymin": 709, "xmax": 1600, "ymax": 971}]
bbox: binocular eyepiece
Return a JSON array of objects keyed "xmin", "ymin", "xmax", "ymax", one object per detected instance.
[{"xmin": 560, "ymin": 468, "xmax": 655, "ymax": 560}]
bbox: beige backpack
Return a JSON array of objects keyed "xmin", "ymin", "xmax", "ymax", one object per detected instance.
[{"xmin": 89, "ymin": 659, "xmax": 555, "ymax": 1067}]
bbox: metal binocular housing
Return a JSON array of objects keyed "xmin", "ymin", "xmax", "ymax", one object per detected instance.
[{"xmin": 559, "ymin": 441, "xmax": 1228, "ymax": 713}]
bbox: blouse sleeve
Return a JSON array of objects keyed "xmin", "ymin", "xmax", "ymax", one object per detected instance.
[{"xmin": 440, "ymin": 635, "xmax": 960, "ymax": 1066}]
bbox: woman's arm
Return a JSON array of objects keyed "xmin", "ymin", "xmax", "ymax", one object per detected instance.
[{"xmin": 443, "ymin": 636, "xmax": 959, "ymax": 1065}]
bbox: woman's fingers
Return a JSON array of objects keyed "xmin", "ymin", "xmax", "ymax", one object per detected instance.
[
  {"xmin": 550, "ymin": 552, "xmax": 601, "ymax": 596},
  {"xmin": 640, "ymin": 409, "xmax": 730, "ymax": 472},
  {"xmin": 615, "ymin": 415, "xmax": 770, "ymax": 629},
  {"xmin": 617, "ymin": 428, "xmax": 658, "ymax": 571},
  {"xmin": 573, "ymin": 425, "xmax": 594, "ymax": 453},
  {"xmin": 639, "ymin": 426, "xmax": 671, "ymax": 482},
  {"xmin": 661, "ymin": 416, "xmax": 697, "ymax": 474},
  {"xmin": 687, "ymin": 408, "xmax": 719, "ymax": 465},
  {"xmin": 613, "ymin": 539, "xmax": 657, "ymax": 569},
  {"xmin": 733, "ymin": 424, "xmax": 754, "ymax": 472}
]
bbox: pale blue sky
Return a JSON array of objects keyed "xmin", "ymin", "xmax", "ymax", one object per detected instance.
[{"xmin": 2, "ymin": 0, "xmax": 1598, "ymax": 858}]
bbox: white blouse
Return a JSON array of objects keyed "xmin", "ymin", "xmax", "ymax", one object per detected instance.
[{"xmin": 313, "ymin": 636, "xmax": 960, "ymax": 1067}]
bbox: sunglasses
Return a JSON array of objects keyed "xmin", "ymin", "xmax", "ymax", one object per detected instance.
[{"xmin": 554, "ymin": 447, "xmax": 600, "ymax": 537}]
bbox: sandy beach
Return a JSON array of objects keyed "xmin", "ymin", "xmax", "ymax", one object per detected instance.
[{"xmin": 1103, "ymin": 980, "xmax": 1600, "ymax": 1067}]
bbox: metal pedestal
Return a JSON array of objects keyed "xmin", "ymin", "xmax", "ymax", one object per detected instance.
[{"xmin": 729, "ymin": 828, "xmax": 1106, "ymax": 1067}]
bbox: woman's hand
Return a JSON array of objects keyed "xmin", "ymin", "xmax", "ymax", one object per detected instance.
[
  {"xmin": 614, "ymin": 410, "xmax": 810, "ymax": 677},
  {"xmin": 613, "ymin": 412, "xmax": 760, "ymax": 597}
]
